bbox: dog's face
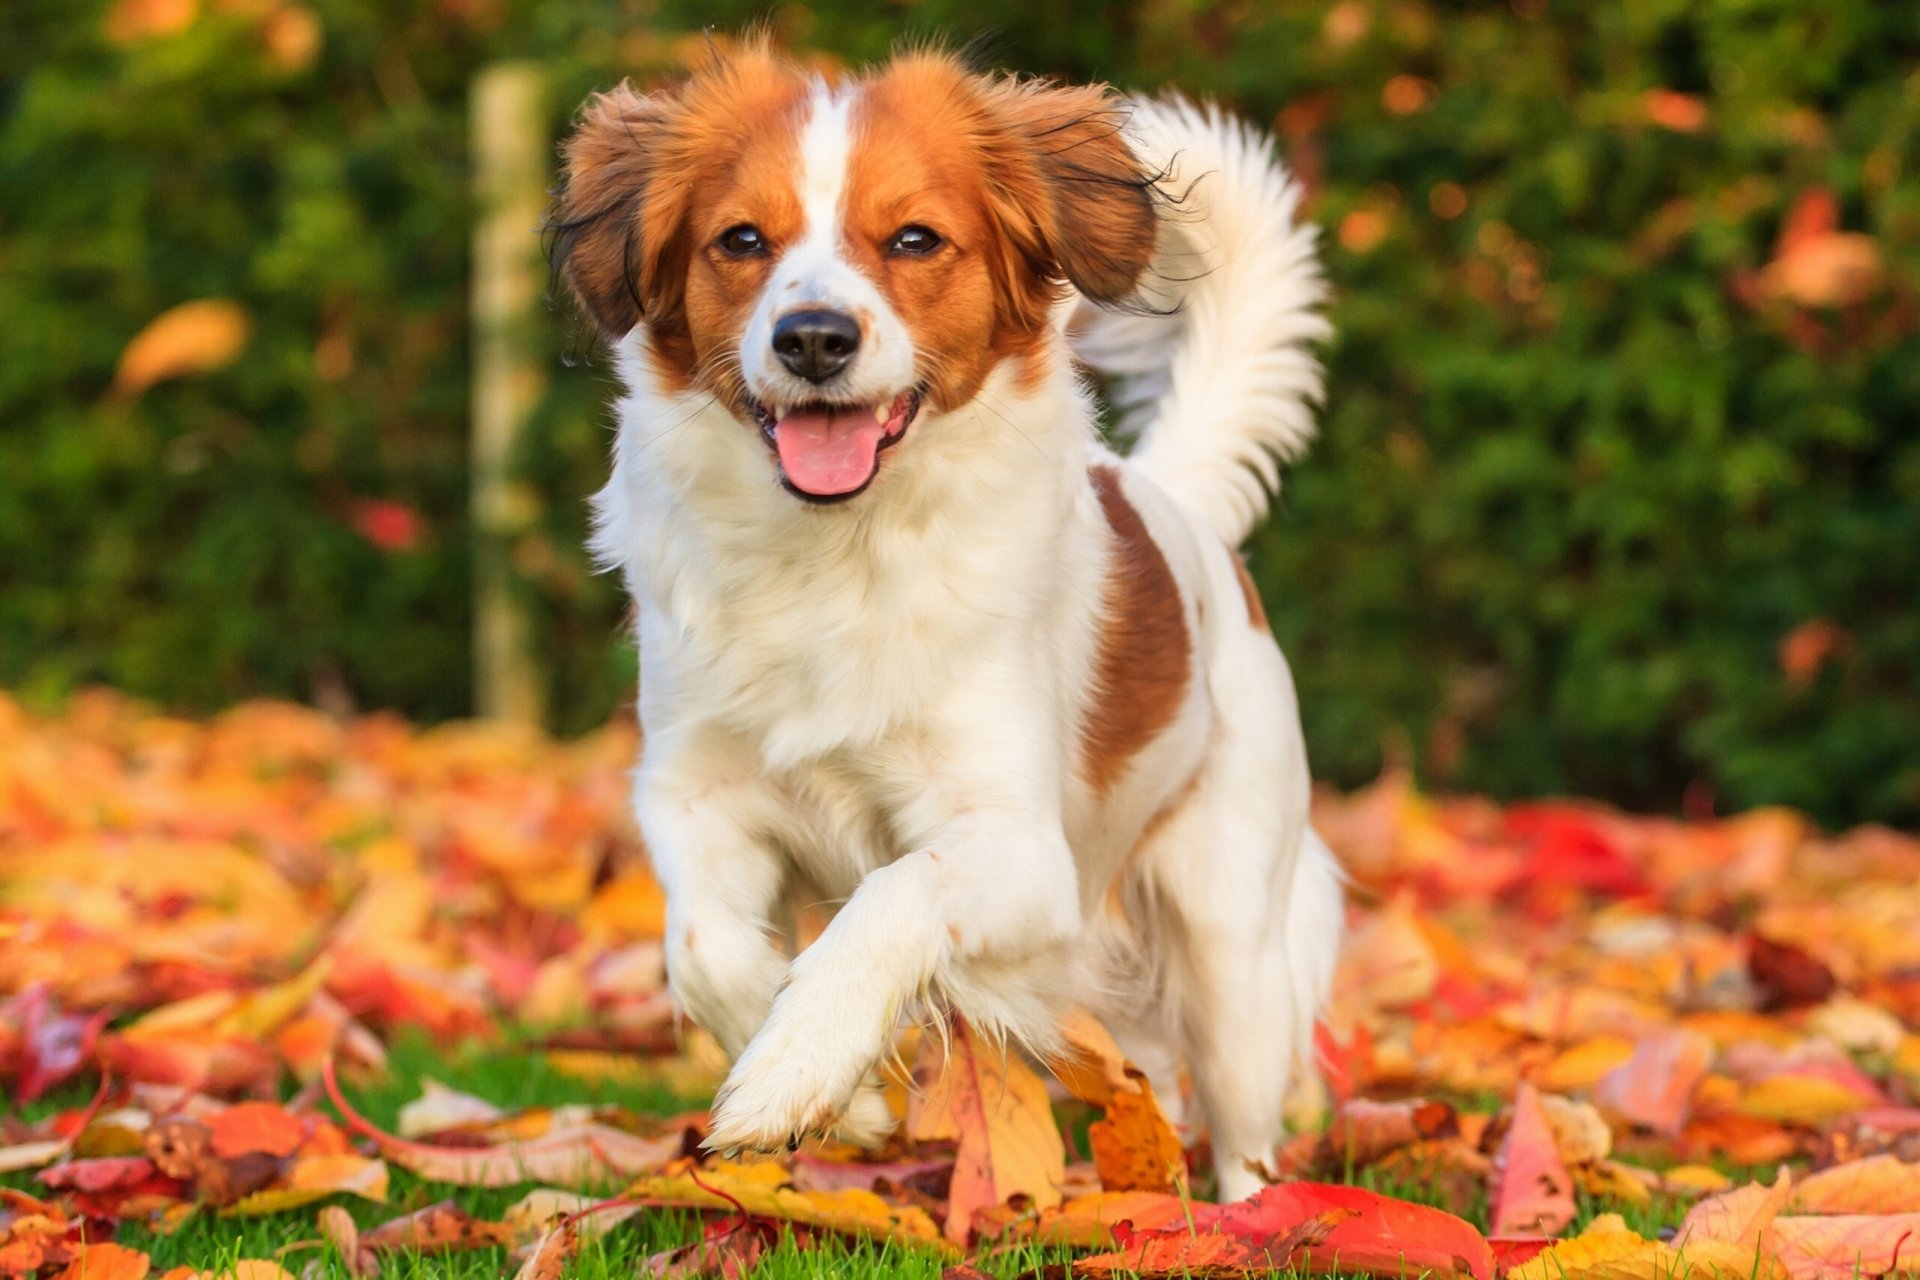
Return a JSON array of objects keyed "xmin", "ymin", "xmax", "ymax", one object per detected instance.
[{"xmin": 554, "ymin": 47, "xmax": 1158, "ymax": 502}]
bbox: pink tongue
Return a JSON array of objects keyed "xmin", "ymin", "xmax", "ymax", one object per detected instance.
[{"xmin": 772, "ymin": 408, "xmax": 888, "ymax": 496}]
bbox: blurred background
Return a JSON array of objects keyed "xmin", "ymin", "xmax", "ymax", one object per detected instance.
[{"xmin": 3, "ymin": 0, "xmax": 1916, "ymax": 828}]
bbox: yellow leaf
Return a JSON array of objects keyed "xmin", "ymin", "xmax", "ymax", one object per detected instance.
[
  {"xmin": 1509, "ymin": 1217, "xmax": 1676, "ymax": 1280},
  {"xmin": 1789, "ymin": 1154, "xmax": 1920, "ymax": 1215},
  {"xmin": 1736, "ymin": 1076, "xmax": 1875, "ymax": 1126},
  {"xmin": 580, "ymin": 872, "xmax": 667, "ymax": 941},
  {"xmin": 622, "ymin": 1160, "xmax": 945, "ymax": 1246},
  {"xmin": 110, "ymin": 300, "xmax": 251, "ymax": 400},
  {"xmin": 216, "ymin": 956, "xmax": 333, "ymax": 1040},
  {"xmin": 1662, "ymin": 1166, "xmax": 1732, "ymax": 1196},
  {"xmin": 915, "ymin": 1019, "xmax": 1066, "ymax": 1243},
  {"xmin": 1575, "ymin": 1160, "xmax": 1656, "ymax": 1207},
  {"xmin": 1536, "ymin": 1036, "xmax": 1638, "ymax": 1094}
]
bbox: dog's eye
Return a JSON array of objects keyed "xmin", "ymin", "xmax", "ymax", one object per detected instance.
[
  {"xmin": 887, "ymin": 225, "xmax": 943, "ymax": 256},
  {"xmin": 718, "ymin": 224, "xmax": 768, "ymax": 256}
]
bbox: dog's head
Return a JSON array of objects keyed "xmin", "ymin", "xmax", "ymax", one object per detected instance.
[{"xmin": 552, "ymin": 44, "xmax": 1158, "ymax": 503}]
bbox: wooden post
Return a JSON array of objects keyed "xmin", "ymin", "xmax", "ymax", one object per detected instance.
[{"xmin": 470, "ymin": 62, "xmax": 548, "ymax": 726}]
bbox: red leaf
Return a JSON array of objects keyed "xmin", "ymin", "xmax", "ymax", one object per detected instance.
[
  {"xmin": 7, "ymin": 988, "xmax": 109, "ymax": 1105},
  {"xmin": 1200, "ymin": 1183, "xmax": 1495, "ymax": 1280},
  {"xmin": 1499, "ymin": 807, "xmax": 1652, "ymax": 899},
  {"xmin": 1592, "ymin": 1028, "xmax": 1713, "ymax": 1136},
  {"xmin": 38, "ymin": 1158, "xmax": 159, "ymax": 1193},
  {"xmin": 1489, "ymin": 1084, "xmax": 1576, "ymax": 1237},
  {"xmin": 1077, "ymin": 1208, "xmax": 1352, "ymax": 1277},
  {"xmin": 349, "ymin": 499, "xmax": 424, "ymax": 552},
  {"xmin": 1747, "ymin": 933, "xmax": 1836, "ymax": 1010}
]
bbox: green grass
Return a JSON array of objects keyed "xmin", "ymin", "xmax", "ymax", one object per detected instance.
[
  {"xmin": 5, "ymin": 1036, "xmax": 1075, "ymax": 1278},
  {"xmin": 6, "ymin": 1041, "xmax": 1711, "ymax": 1277}
]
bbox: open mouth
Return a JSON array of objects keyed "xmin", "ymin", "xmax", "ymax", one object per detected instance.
[{"xmin": 751, "ymin": 390, "xmax": 924, "ymax": 503}]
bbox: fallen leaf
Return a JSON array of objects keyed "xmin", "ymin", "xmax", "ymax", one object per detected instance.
[
  {"xmin": 51, "ymin": 1242, "xmax": 151, "ymax": 1280},
  {"xmin": 1789, "ymin": 1154, "xmax": 1920, "ymax": 1214},
  {"xmin": 324, "ymin": 1059, "xmax": 679, "ymax": 1188},
  {"xmin": 209, "ymin": 1103, "xmax": 305, "ymax": 1160},
  {"xmin": 397, "ymin": 1079, "xmax": 505, "ymax": 1138},
  {"xmin": 1205, "ymin": 1182, "xmax": 1495, "ymax": 1280},
  {"xmin": 1676, "ymin": 1169, "xmax": 1793, "ymax": 1250},
  {"xmin": 1324, "ymin": 1098, "xmax": 1460, "ymax": 1166},
  {"xmin": 1769, "ymin": 1213, "xmax": 1920, "ymax": 1280},
  {"xmin": 622, "ymin": 1161, "xmax": 945, "ymax": 1246},
  {"xmin": 512, "ymin": 1219, "xmax": 578, "ymax": 1280},
  {"xmin": 1076, "ymin": 1207, "xmax": 1350, "ymax": 1277},
  {"xmin": 358, "ymin": 1200, "xmax": 513, "ymax": 1252},
  {"xmin": 915, "ymin": 1019, "xmax": 1064, "ymax": 1243},
  {"xmin": 1592, "ymin": 1028, "xmax": 1713, "ymax": 1136},
  {"xmin": 108, "ymin": 300, "xmax": 250, "ymax": 401},
  {"xmin": 1489, "ymin": 1084, "xmax": 1576, "ymax": 1236},
  {"xmin": 1086, "ymin": 1075, "xmax": 1186, "ymax": 1195},
  {"xmin": 1508, "ymin": 1215, "xmax": 1673, "ymax": 1280}
]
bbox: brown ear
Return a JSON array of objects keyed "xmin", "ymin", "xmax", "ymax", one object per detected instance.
[
  {"xmin": 982, "ymin": 80, "xmax": 1160, "ymax": 312},
  {"xmin": 550, "ymin": 82, "xmax": 688, "ymax": 339}
]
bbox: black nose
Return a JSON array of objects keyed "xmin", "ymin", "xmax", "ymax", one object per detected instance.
[{"xmin": 771, "ymin": 309, "xmax": 861, "ymax": 383}]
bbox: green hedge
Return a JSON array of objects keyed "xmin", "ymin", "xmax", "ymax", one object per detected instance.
[{"xmin": 3, "ymin": 0, "xmax": 1916, "ymax": 825}]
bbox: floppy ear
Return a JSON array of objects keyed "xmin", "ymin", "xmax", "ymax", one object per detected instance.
[
  {"xmin": 550, "ymin": 82, "xmax": 690, "ymax": 339},
  {"xmin": 982, "ymin": 80, "xmax": 1160, "ymax": 315}
]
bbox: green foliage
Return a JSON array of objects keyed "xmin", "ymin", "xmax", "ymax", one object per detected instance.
[{"xmin": 3, "ymin": 0, "xmax": 1915, "ymax": 824}]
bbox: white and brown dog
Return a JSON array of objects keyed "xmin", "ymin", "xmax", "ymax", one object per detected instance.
[{"xmin": 553, "ymin": 43, "xmax": 1341, "ymax": 1201}]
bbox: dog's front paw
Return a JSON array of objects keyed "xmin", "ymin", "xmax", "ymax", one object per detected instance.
[{"xmin": 703, "ymin": 1015, "xmax": 876, "ymax": 1154}]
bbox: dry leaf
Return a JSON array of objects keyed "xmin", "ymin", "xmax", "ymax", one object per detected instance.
[
  {"xmin": 1490, "ymin": 1084, "xmax": 1576, "ymax": 1236},
  {"xmin": 917, "ymin": 1019, "xmax": 1065, "ymax": 1243},
  {"xmin": 109, "ymin": 300, "xmax": 251, "ymax": 400}
]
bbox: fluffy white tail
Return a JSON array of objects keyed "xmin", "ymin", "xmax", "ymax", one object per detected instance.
[{"xmin": 1072, "ymin": 97, "xmax": 1330, "ymax": 547}]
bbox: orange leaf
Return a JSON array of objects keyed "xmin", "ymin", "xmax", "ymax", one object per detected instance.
[
  {"xmin": 1325, "ymin": 1097, "xmax": 1460, "ymax": 1166},
  {"xmin": 1592, "ymin": 1028, "xmax": 1713, "ymax": 1136},
  {"xmin": 357, "ymin": 1201, "xmax": 513, "ymax": 1253},
  {"xmin": 1087, "ymin": 1076, "xmax": 1186, "ymax": 1195},
  {"xmin": 53, "ymin": 1243, "xmax": 151, "ymax": 1280},
  {"xmin": 1490, "ymin": 1084, "xmax": 1576, "ymax": 1237},
  {"xmin": 109, "ymin": 300, "xmax": 251, "ymax": 401},
  {"xmin": 621, "ymin": 1160, "xmax": 944, "ymax": 1246},
  {"xmin": 209, "ymin": 1103, "xmax": 304, "ymax": 1160},
  {"xmin": 1770, "ymin": 1213, "xmax": 1920, "ymax": 1280},
  {"xmin": 1048, "ymin": 1012, "xmax": 1134, "ymax": 1107},
  {"xmin": 1778, "ymin": 620, "xmax": 1848, "ymax": 687},
  {"xmin": 1643, "ymin": 89, "xmax": 1708, "ymax": 132},
  {"xmin": 1789, "ymin": 1155, "xmax": 1920, "ymax": 1215},
  {"xmin": 920, "ymin": 1018, "xmax": 1065, "ymax": 1244},
  {"xmin": 103, "ymin": 0, "xmax": 197, "ymax": 42},
  {"xmin": 1676, "ymin": 1169, "xmax": 1793, "ymax": 1250},
  {"xmin": 1077, "ymin": 1208, "xmax": 1351, "ymax": 1277}
]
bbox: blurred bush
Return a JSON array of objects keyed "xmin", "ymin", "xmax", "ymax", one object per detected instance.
[{"xmin": 2, "ymin": 0, "xmax": 1915, "ymax": 824}]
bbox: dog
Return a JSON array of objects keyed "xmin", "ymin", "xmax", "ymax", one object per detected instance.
[{"xmin": 553, "ymin": 41, "xmax": 1343, "ymax": 1201}]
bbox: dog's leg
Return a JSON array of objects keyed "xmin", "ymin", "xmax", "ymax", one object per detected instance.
[
  {"xmin": 703, "ymin": 803, "xmax": 1082, "ymax": 1154},
  {"xmin": 637, "ymin": 754, "xmax": 793, "ymax": 1063},
  {"xmin": 1136, "ymin": 640, "xmax": 1340, "ymax": 1203}
]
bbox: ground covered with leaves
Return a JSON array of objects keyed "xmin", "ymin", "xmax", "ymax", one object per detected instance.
[{"xmin": 4, "ymin": 692, "xmax": 1919, "ymax": 1280}]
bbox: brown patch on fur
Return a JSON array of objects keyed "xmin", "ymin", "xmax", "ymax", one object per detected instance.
[
  {"xmin": 1081, "ymin": 465, "xmax": 1191, "ymax": 795},
  {"xmin": 1230, "ymin": 553, "xmax": 1269, "ymax": 630},
  {"xmin": 843, "ymin": 53, "xmax": 1158, "ymax": 413},
  {"xmin": 557, "ymin": 46, "xmax": 1158, "ymax": 433},
  {"xmin": 553, "ymin": 43, "xmax": 811, "ymax": 399}
]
